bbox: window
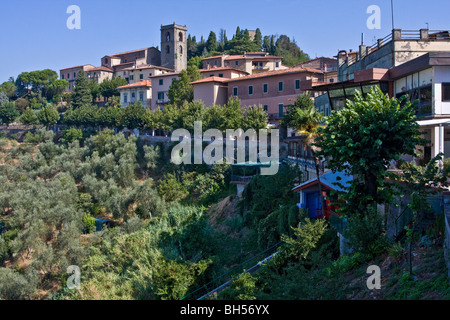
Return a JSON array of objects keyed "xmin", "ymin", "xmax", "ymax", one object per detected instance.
[
  {"xmin": 130, "ymin": 75, "xmax": 134, "ymax": 81},
  {"xmin": 74, "ymin": 72, "xmax": 76, "ymax": 78},
  {"xmin": 124, "ymin": 94, "xmax": 128, "ymax": 104},
  {"xmin": 180, "ymin": 45, "xmax": 183, "ymax": 55},
  {"xmin": 276, "ymin": 61, "xmax": 279, "ymax": 68},
  {"xmin": 105, "ymin": 58, "xmax": 108, "ymax": 64},
  {"xmin": 159, "ymin": 79, "xmax": 164, "ymax": 86},
  {"xmin": 295, "ymin": 79, "xmax": 301, "ymax": 90},
  {"xmin": 233, "ymin": 87, "xmax": 238, "ymax": 96},
  {"xmin": 278, "ymin": 81, "xmax": 284, "ymax": 92},
  {"xmin": 131, "ymin": 92, "xmax": 135, "ymax": 99},
  {"xmin": 263, "ymin": 105, "xmax": 268, "ymax": 112},
  {"xmin": 140, "ymin": 74, "xmax": 144, "ymax": 80},
  {"xmin": 157, "ymin": 92, "xmax": 165, "ymax": 101},
  {"xmin": 443, "ymin": 83, "xmax": 450, "ymax": 102},
  {"xmin": 214, "ymin": 61, "xmax": 218, "ymax": 66},
  {"xmin": 235, "ymin": 61, "xmax": 239, "ymax": 66},
  {"xmin": 278, "ymin": 104, "xmax": 284, "ymax": 117},
  {"xmin": 166, "ymin": 46, "xmax": 170, "ymax": 54},
  {"xmin": 67, "ymin": 73, "xmax": 70, "ymax": 79},
  {"xmin": 210, "ymin": 74, "xmax": 214, "ymax": 77},
  {"xmin": 166, "ymin": 32, "xmax": 170, "ymax": 42},
  {"xmin": 179, "ymin": 32, "xmax": 183, "ymax": 41},
  {"xmin": 263, "ymin": 83, "xmax": 268, "ymax": 93},
  {"xmin": 139, "ymin": 92, "xmax": 144, "ymax": 101},
  {"xmin": 61, "ymin": 74, "xmax": 64, "ymax": 80},
  {"xmin": 218, "ymin": 74, "xmax": 224, "ymax": 78},
  {"xmin": 248, "ymin": 85, "xmax": 254, "ymax": 95}
]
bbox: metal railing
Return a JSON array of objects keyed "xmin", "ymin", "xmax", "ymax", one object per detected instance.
[{"xmin": 230, "ymin": 175, "xmax": 253, "ymax": 184}]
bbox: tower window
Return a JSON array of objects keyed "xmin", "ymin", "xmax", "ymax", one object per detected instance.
[
  {"xmin": 166, "ymin": 45, "xmax": 170, "ymax": 54},
  {"xmin": 166, "ymin": 32, "xmax": 170, "ymax": 42},
  {"xmin": 179, "ymin": 32, "xmax": 183, "ymax": 41},
  {"xmin": 179, "ymin": 45, "xmax": 183, "ymax": 55}
]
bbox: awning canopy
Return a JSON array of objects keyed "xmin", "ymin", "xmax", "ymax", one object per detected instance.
[{"xmin": 417, "ymin": 119, "xmax": 450, "ymax": 127}]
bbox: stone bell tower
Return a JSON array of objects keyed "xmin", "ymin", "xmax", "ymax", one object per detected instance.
[{"xmin": 160, "ymin": 22, "xmax": 187, "ymax": 71}]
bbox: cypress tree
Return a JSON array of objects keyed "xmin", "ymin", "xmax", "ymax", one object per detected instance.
[{"xmin": 71, "ymin": 70, "xmax": 92, "ymax": 109}]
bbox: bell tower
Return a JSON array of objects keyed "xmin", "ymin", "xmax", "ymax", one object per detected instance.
[{"xmin": 160, "ymin": 22, "xmax": 187, "ymax": 72}]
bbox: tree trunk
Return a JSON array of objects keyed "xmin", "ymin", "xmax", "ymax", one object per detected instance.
[{"xmin": 312, "ymin": 150, "xmax": 326, "ymax": 219}]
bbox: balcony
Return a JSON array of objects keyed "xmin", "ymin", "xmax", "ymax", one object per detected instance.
[{"xmin": 156, "ymin": 99, "xmax": 170, "ymax": 105}]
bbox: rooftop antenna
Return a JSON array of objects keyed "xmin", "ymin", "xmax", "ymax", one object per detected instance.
[
  {"xmin": 426, "ymin": 22, "xmax": 429, "ymax": 29},
  {"xmin": 391, "ymin": 0, "xmax": 395, "ymax": 30}
]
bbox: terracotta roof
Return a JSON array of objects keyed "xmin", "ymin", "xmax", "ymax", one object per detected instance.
[
  {"xmin": 60, "ymin": 64, "xmax": 95, "ymax": 71},
  {"xmin": 117, "ymin": 80, "xmax": 152, "ymax": 89},
  {"xmin": 200, "ymin": 67, "xmax": 249, "ymax": 74},
  {"xmin": 110, "ymin": 48, "xmax": 149, "ymax": 57},
  {"xmin": 191, "ymin": 76, "xmax": 230, "ymax": 85},
  {"xmin": 88, "ymin": 66, "xmax": 114, "ymax": 72},
  {"xmin": 201, "ymin": 55, "xmax": 228, "ymax": 60},
  {"xmin": 226, "ymin": 66, "xmax": 323, "ymax": 82}
]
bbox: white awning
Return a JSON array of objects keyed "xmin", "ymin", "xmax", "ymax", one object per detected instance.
[{"xmin": 417, "ymin": 119, "xmax": 450, "ymax": 127}]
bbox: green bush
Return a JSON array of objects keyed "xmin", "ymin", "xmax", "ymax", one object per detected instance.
[
  {"xmin": 82, "ymin": 213, "xmax": 96, "ymax": 234},
  {"xmin": 344, "ymin": 211, "xmax": 389, "ymax": 258},
  {"xmin": 63, "ymin": 128, "xmax": 83, "ymax": 144}
]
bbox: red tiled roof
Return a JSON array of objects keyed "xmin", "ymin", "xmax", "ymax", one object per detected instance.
[
  {"xmin": 226, "ymin": 66, "xmax": 323, "ymax": 82},
  {"xmin": 200, "ymin": 67, "xmax": 248, "ymax": 74},
  {"xmin": 60, "ymin": 64, "xmax": 95, "ymax": 71},
  {"xmin": 191, "ymin": 76, "xmax": 230, "ymax": 85},
  {"xmin": 117, "ymin": 80, "xmax": 152, "ymax": 89},
  {"xmin": 87, "ymin": 66, "xmax": 113, "ymax": 72},
  {"xmin": 201, "ymin": 55, "xmax": 227, "ymax": 60}
]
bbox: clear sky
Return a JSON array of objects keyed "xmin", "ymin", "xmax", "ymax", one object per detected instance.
[{"xmin": 0, "ymin": 0, "xmax": 449, "ymax": 82}]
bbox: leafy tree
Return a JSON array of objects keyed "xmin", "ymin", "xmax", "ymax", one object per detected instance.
[
  {"xmin": 0, "ymin": 81, "xmax": 17, "ymax": 99},
  {"xmin": 48, "ymin": 79, "xmax": 69, "ymax": 102},
  {"xmin": 15, "ymin": 98, "xmax": 30, "ymax": 113},
  {"xmin": 37, "ymin": 103, "xmax": 60, "ymax": 128},
  {"xmin": 71, "ymin": 70, "xmax": 92, "ymax": 109},
  {"xmin": 316, "ymin": 87, "xmax": 424, "ymax": 216},
  {"xmin": 20, "ymin": 108, "xmax": 38, "ymax": 125},
  {"xmin": 99, "ymin": 76, "xmax": 127, "ymax": 101},
  {"xmin": 242, "ymin": 105, "xmax": 268, "ymax": 131},
  {"xmin": 0, "ymin": 101, "xmax": 19, "ymax": 127},
  {"xmin": 167, "ymin": 65, "xmax": 201, "ymax": 106},
  {"xmin": 62, "ymin": 128, "xmax": 83, "ymax": 144},
  {"xmin": 0, "ymin": 91, "xmax": 8, "ymax": 106},
  {"xmin": 120, "ymin": 101, "xmax": 145, "ymax": 130}
]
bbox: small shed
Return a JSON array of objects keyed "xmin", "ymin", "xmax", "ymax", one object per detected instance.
[{"xmin": 292, "ymin": 170, "xmax": 352, "ymax": 219}]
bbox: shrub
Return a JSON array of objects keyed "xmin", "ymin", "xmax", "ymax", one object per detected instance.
[
  {"xmin": 63, "ymin": 128, "xmax": 83, "ymax": 144},
  {"xmin": 82, "ymin": 213, "xmax": 96, "ymax": 234}
]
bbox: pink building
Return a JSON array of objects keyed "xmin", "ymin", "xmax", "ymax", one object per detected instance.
[
  {"xmin": 199, "ymin": 67, "xmax": 248, "ymax": 79},
  {"xmin": 226, "ymin": 66, "xmax": 324, "ymax": 126},
  {"xmin": 191, "ymin": 77, "xmax": 229, "ymax": 107}
]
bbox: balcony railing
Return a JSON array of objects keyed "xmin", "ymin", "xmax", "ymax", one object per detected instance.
[{"xmin": 156, "ymin": 99, "xmax": 170, "ymax": 104}]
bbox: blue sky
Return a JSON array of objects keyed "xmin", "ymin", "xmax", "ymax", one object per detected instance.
[{"xmin": 0, "ymin": 0, "xmax": 449, "ymax": 82}]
